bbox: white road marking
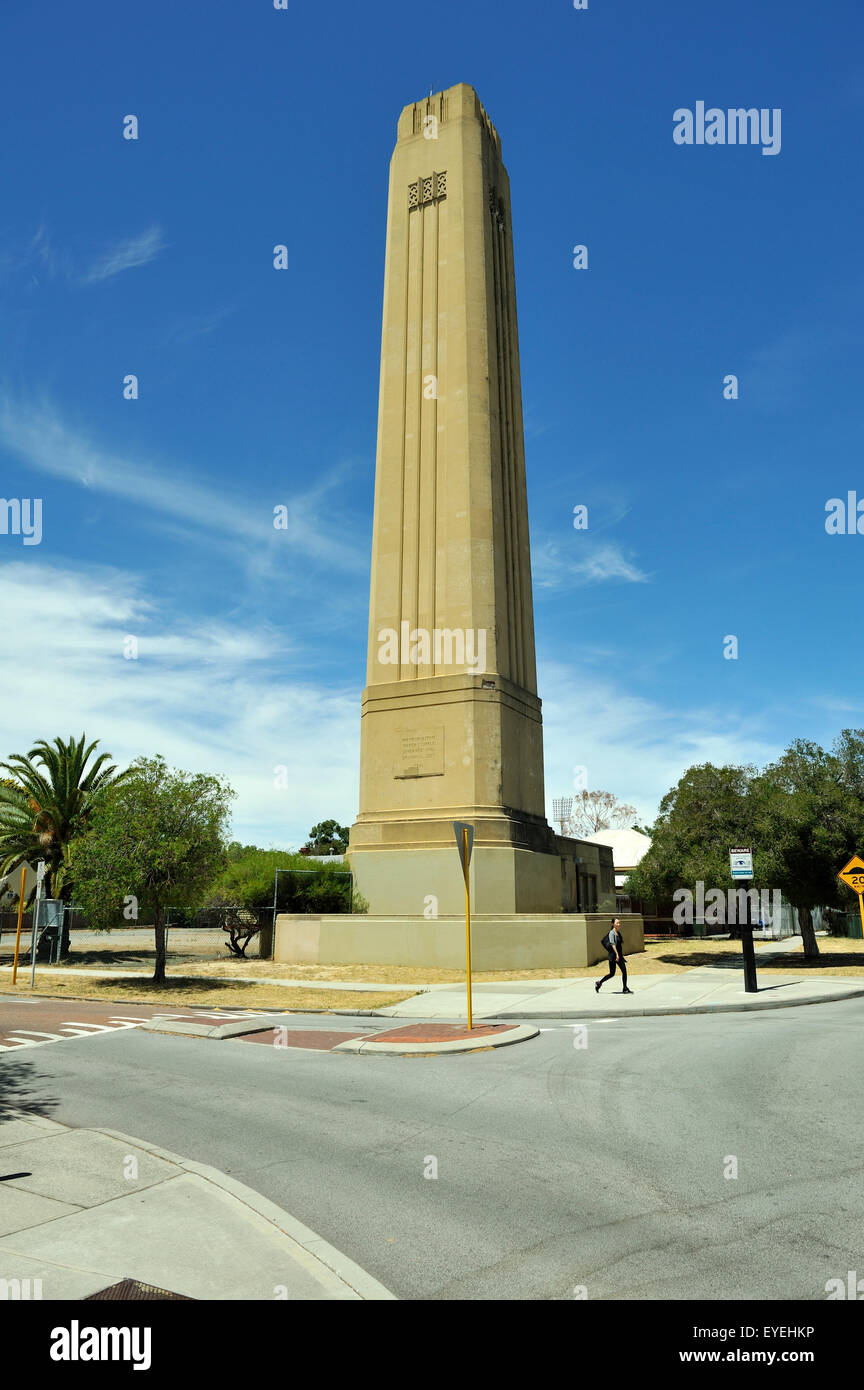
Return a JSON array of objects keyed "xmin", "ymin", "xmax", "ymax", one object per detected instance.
[
  {"xmin": 4, "ymin": 1029, "xmax": 63, "ymax": 1040},
  {"xmin": 0, "ymin": 1012, "xmax": 251, "ymax": 1050},
  {"xmin": 59, "ymin": 1022, "xmax": 115, "ymax": 1033},
  {"xmin": 2, "ymin": 1034, "xmax": 61, "ymax": 1047},
  {"xmin": 0, "ymin": 1019, "xmax": 145, "ymax": 1049},
  {"xmin": 538, "ymin": 1022, "xmax": 617, "ymax": 1028}
]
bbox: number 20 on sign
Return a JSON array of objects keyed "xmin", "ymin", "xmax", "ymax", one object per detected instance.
[{"xmin": 838, "ymin": 855, "xmax": 864, "ymax": 936}]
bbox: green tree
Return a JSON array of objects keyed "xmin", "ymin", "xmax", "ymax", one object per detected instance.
[
  {"xmin": 205, "ymin": 846, "xmax": 307, "ymax": 909},
  {"xmin": 225, "ymin": 840, "xmax": 260, "ymax": 864},
  {"xmin": 626, "ymin": 733, "xmax": 864, "ymax": 956},
  {"xmin": 754, "ymin": 735, "xmax": 864, "ymax": 957},
  {"xmin": 195, "ymin": 845, "xmax": 360, "ymax": 916},
  {"xmin": 624, "ymin": 763, "xmax": 757, "ymax": 933},
  {"xmin": 70, "ymin": 756, "xmax": 235, "ymax": 984},
  {"xmin": 304, "ymin": 819, "xmax": 349, "ymax": 854},
  {"xmin": 0, "ymin": 736, "xmax": 128, "ymax": 957}
]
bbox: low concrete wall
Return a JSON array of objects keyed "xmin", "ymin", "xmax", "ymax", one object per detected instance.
[{"xmin": 273, "ymin": 913, "xmax": 643, "ymax": 971}]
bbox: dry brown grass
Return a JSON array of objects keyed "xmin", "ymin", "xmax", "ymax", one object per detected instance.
[
  {"xmin": 638, "ymin": 936, "xmax": 864, "ymax": 978},
  {"xmin": 4, "ymin": 935, "xmax": 863, "ymax": 996},
  {"xmin": 0, "ymin": 973, "xmax": 416, "ymax": 1012},
  {"xmin": 180, "ymin": 958, "xmax": 528, "ymax": 983},
  {"xmin": 179, "ymin": 936, "xmax": 864, "ymax": 981}
]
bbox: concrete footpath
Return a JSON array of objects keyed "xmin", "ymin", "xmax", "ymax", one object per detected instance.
[
  {"xmin": 366, "ymin": 967, "xmax": 864, "ymax": 1020},
  {"xmin": 4, "ymin": 937, "xmax": 862, "ymax": 1023},
  {"xmin": 0, "ymin": 1114, "xmax": 395, "ymax": 1300}
]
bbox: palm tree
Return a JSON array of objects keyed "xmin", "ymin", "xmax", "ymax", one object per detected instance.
[{"xmin": 0, "ymin": 735, "xmax": 128, "ymax": 956}]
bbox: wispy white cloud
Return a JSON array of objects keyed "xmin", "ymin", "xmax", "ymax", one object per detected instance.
[
  {"xmin": 805, "ymin": 695, "xmax": 864, "ymax": 716},
  {"xmin": 539, "ymin": 658, "xmax": 779, "ymax": 827},
  {"xmin": 0, "ymin": 224, "xmax": 162, "ymax": 289},
  {"xmin": 0, "ymin": 397, "xmax": 365, "ymax": 573},
  {"xmin": 0, "ymin": 561, "xmax": 820, "ymax": 848},
  {"xmin": 30, "ymin": 225, "xmax": 63, "ymax": 280},
  {"xmin": 78, "ymin": 225, "xmax": 165, "ymax": 286},
  {"xmin": 0, "ymin": 561, "xmax": 358, "ymax": 846},
  {"xmin": 533, "ymin": 538, "xmax": 650, "ymax": 589},
  {"xmin": 0, "ymin": 224, "xmax": 69, "ymax": 284}
]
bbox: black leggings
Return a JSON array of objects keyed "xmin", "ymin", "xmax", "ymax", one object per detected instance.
[{"xmin": 598, "ymin": 950, "xmax": 627, "ymax": 988}]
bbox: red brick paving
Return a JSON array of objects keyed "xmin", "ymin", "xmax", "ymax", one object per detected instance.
[
  {"xmin": 236, "ymin": 1023, "xmax": 515, "ymax": 1050},
  {"xmin": 238, "ymin": 1028, "xmax": 366, "ymax": 1050},
  {"xmin": 368, "ymin": 1022, "xmax": 514, "ymax": 1044},
  {"xmin": 0, "ymin": 997, "xmax": 260, "ymax": 1051}
]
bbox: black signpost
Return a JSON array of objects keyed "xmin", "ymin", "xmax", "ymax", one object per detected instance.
[
  {"xmin": 739, "ymin": 886, "xmax": 758, "ymax": 992},
  {"xmin": 730, "ymin": 847, "xmax": 758, "ymax": 993}
]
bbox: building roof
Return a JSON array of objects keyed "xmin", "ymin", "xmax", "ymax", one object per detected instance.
[{"xmin": 580, "ymin": 828, "xmax": 651, "ymax": 873}]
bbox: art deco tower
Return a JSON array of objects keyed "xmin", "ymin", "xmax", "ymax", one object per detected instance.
[{"xmin": 348, "ymin": 83, "xmax": 563, "ymax": 917}]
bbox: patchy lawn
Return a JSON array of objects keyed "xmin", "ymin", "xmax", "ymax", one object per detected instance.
[
  {"xmin": 158, "ymin": 936, "xmax": 864, "ymax": 982},
  {"xmin": 0, "ymin": 973, "xmax": 417, "ymax": 1012},
  {"xmin": 640, "ymin": 935, "xmax": 864, "ymax": 978},
  {"xmin": 4, "ymin": 935, "xmax": 863, "ymax": 989}
]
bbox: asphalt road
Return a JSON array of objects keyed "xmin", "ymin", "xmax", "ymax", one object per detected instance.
[{"xmin": 3, "ymin": 998, "xmax": 863, "ymax": 1301}]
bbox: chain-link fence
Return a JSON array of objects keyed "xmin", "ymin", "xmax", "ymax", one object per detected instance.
[
  {"xmin": 0, "ymin": 901, "xmax": 85, "ymax": 964},
  {"xmin": 272, "ymin": 867, "xmax": 353, "ymax": 915},
  {"xmin": 0, "ymin": 908, "xmax": 32, "ymax": 960},
  {"xmin": 166, "ymin": 905, "xmax": 273, "ymax": 957},
  {"xmin": 0, "ymin": 865, "xmax": 357, "ymax": 969}
]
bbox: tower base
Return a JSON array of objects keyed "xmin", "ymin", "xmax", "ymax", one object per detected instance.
[
  {"xmin": 273, "ymin": 912, "xmax": 644, "ymax": 971},
  {"xmin": 347, "ymin": 833, "xmax": 618, "ymax": 917},
  {"xmin": 348, "ymin": 843, "xmax": 563, "ymax": 917}
]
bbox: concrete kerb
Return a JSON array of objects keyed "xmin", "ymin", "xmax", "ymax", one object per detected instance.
[
  {"xmin": 89, "ymin": 1127, "xmax": 396, "ymax": 1301},
  {"xmin": 140, "ymin": 1013, "xmax": 290, "ymax": 1039},
  {"xmin": 475, "ymin": 986, "xmax": 864, "ymax": 1020},
  {"xmin": 141, "ymin": 1012, "xmax": 539, "ymax": 1053},
  {"xmin": 332, "ymin": 1023, "xmax": 539, "ymax": 1054},
  {"xmin": 341, "ymin": 978, "xmax": 864, "ymax": 1023},
  {"xmin": 138, "ymin": 987, "xmax": 864, "ymax": 1033}
]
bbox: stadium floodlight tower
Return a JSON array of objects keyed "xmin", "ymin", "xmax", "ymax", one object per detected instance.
[{"xmin": 552, "ymin": 797, "xmax": 573, "ymax": 838}]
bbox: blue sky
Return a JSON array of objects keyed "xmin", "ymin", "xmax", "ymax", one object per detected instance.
[{"xmin": 0, "ymin": 0, "xmax": 861, "ymax": 845}]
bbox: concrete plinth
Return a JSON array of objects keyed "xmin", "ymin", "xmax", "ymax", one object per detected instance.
[
  {"xmin": 348, "ymin": 843, "xmax": 562, "ymax": 917},
  {"xmin": 273, "ymin": 912, "xmax": 643, "ymax": 971}
]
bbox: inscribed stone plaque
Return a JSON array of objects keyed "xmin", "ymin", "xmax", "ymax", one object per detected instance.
[{"xmin": 396, "ymin": 728, "xmax": 444, "ymax": 778}]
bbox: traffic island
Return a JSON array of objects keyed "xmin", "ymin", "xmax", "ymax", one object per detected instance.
[
  {"xmin": 140, "ymin": 1014, "xmax": 539, "ymax": 1054},
  {"xmin": 330, "ymin": 1021, "xmax": 538, "ymax": 1055}
]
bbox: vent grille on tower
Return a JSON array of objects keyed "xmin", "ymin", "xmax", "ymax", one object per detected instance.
[{"xmin": 408, "ymin": 170, "xmax": 447, "ymax": 209}]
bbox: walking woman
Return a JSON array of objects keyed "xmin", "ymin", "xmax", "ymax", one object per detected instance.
[{"xmin": 595, "ymin": 917, "xmax": 633, "ymax": 994}]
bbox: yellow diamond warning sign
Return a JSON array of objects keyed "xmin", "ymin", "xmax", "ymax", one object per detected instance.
[{"xmin": 838, "ymin": 855, "xmax": 864, "ymax": 894}]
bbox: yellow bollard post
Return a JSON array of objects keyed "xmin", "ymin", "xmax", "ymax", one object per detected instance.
[
  {"xmin": 858, "ymin": 893, "xmax": 864, "ymax": 942},
  {"xmin": 11, "ymin": 866, "xmax": 26, "ymax": 985},
  {"xmin": 463, "ymin": 827, "xmax": 472, "ymax": 1030}
]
